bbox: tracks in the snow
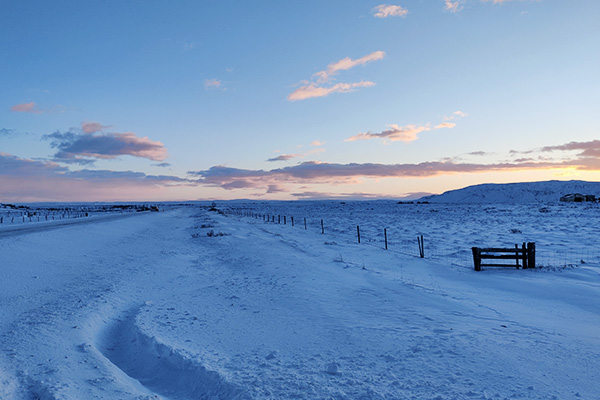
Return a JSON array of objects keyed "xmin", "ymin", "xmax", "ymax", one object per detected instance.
[{"xmin": 96, "ymin": 305, "xmax": 249, "ymax": 400}]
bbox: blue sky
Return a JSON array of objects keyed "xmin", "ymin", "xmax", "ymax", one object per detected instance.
[{"xmin": 1, "ymin": 0, "xmax": 599, "ymax": 201}]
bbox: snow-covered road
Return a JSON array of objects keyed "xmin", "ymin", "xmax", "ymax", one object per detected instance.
[{"xmin": 0, "ymin": 206, "xmax": 598, "ymax": 399}]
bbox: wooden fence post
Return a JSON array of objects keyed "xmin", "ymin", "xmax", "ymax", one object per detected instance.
[
  {"xmin": 417, "ymin": 235, "xmax": 424, "ymax": 258},
  {"xmin": 284, "ymin": 216, "xmax": 286, "ymax": 225},
  {"xmin": 527, "ymin": 242, "xmax": 536, "ymax": 269},
  {"xmin": 321, "ymin": 219, "xmax": 324, "ymax": 234},
  {"xmin": 304, "ymin": 217, "xmax": 307, "ymax": 230},
  {"xmin": 472, "ymin": 247, "xmax": 481, "ymax": 271},
  {"xmin": 357, "ymin": 225, "xmax": 361, "ymax": 244},
  {"xmin": 384, "ymin": 228, "xmax": 388, "ymax": 250},
  {"xmin": 291, "ymin": 217, "xmax": 294, "ymax": 226}
]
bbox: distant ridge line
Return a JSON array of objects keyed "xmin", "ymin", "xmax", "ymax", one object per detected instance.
[{"xmin": 418, "ymin": 180, "xmax": 600, "ymax": 204}]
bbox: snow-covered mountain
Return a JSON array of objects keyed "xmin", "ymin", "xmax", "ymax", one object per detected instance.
[{"xmin": 419, "ymin": 180, "xmax": 600, "ymax": 203}]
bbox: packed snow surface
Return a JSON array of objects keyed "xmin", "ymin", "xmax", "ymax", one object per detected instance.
[{"xmin": 0, "ymin": 203, "xmax": 598, "ymax": 399}]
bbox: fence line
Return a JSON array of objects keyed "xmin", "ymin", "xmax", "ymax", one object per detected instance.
[
  {"xmin": 0, "ymin": 204, "xmax": 161, "ymax": 227},
  {"xmin": 223, "ymin": 208, "xmax": 456, "ymax": 265},
  {"xmin": 221, "ymin": 207, "xmax": 600, "ymax": 270}
]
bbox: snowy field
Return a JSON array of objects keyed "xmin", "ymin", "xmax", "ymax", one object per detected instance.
[
  {"xmin": 0, "ymin": 203, "xmax": 599, "ymax": 399},
  {"xmin": 224, "ymin": 200, "xmax": 600, "ymax": 268},
  {"xmin": 0, "ymin": 204, "xmax": 160, "ymax": 230}
]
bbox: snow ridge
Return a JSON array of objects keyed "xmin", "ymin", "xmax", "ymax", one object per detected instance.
[
  {"xmin": 420, "ymin": 180, "xmax": 600, "ymax": 203},
  {"xmin": 97, "ymin": 305, "xmax": 249, "ymax": 400}
]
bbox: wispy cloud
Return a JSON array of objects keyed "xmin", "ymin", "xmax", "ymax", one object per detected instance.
[
  {"xmin": 444, "ymin": 110, "xmax": 467, "ymax": 120},
  {"xmin": 288, "ymin": 81, "xmax": 376, "ymax": 101},
  {"xmin": 446, "ymin": 0, "xmax": 530, "ymax": 12},
  {"xmin": 541, "ymin": 140, "xmax": 600, "ymax": 158},
  {"xmin": 444, "ymin": 0, "xmax": 462, "ymax": 13},
  {"xmin": 434, "ymin": 122, "xmax": 456, "ymax": 129},
  {"xmin": 482, "ymin": 0, "xmax": 518, "ymax": 3},
  {"xmin": 43, "ymin": 123, "xmax": 168, "ymax": 164},
  {"xmin": 204, "ymin": 79, "xmax": 222, "ymax": 89},
  {"xmin": 182, "ymin": 41, "xmax": 197, "ymax": 51},
  {"xmin": 311, "ymin": 140, "xmax": 325, "ymax": 147},
  {"xmin": 0, "ymin": 128, "xmax": 15, "ymax": 136},
  {"xmin": 313, "ymin": 51, "xmax": 385, "ymax": 83},
  {"xmin": 267, "ymin": 154, "xmax": 302, "ymax": 162},
  {"xmin": 373, "ymin": 4, "xmax": 408, "ymax": 18},
  {"xmin": 9, "ymin": 102, "xmax": 65, "ymax": 115},
  {"xmin": 347, "ymin": 112, "xmax": 464, "ymax": 143},
  {"xmin": 81, "ymin": 121, "xmax": 111, "ymax": 133},
  {"xmin": 288, "ymin": 51, "xmax": 384, "ymax": 101},
  {"xmin": 346, "ymin": 124, "xmax": 431, "ymax": 143},
  {"xmin": 267, "ymin": 147, "xmax": 325, "ymax": 162},
  {"xmin": 10, "ymin": 102, "xmax": 43, "ymax": 114}
]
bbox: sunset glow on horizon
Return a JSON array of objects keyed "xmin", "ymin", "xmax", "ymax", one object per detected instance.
[{"xmin": 2, "ymin": 1, "xmax": 599, "ymax": 202}]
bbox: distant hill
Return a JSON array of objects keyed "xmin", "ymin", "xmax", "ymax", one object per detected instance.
[{"xmin": 419, "ymin": 180, "xmax": 600, "ymax": 204}]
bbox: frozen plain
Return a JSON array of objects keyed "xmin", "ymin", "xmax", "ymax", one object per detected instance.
[{"xmin": 0, "ymin": 203, "xmax": 598, "ymax": 399}]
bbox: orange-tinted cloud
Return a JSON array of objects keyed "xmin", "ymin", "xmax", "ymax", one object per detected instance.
[
  {"xmin": 444, "ymin": 0, "xmax": 462, "ymax": 13},
  {"xmin": 347, "ymin": 113, "xmax": 463, "ymax": 143},
  {"xmin": 204, "ymin": 79, "xmax": 222, "ymax": 89},
  {"xmin": 346, "ymin": 124, "xmax": 431, "ymax": 143},
  {"xmin": 434, "ymin": 122, "xmax": 456, "ymax": 129},
  {"xmin": 267, "ymin": 147, "xmax": 325, "ymax": 162},
  {"xmin": 288, "ymin": 51, "xmax": 384, "ymax": 101},
  {"xmin": 313, "ymin": 51, "xmax": 385, "ymax": 83},
  {"xmin": 10, "ymin": 102, "xmax": 42, "ymax": 114},
  {"xmin": 81, "ymin": 121, "xmax": 110, "ymax": 133},
  {"xmin": 444, "ymin": 110, "xmax": 467, "ymax": 121},
  {"xmin": 288, "ymin": 81, "xmax": 376, "ymax": 101},
  {"xmin": 373, "ymin": 4, "xmax": 409, "ymax": 18}
]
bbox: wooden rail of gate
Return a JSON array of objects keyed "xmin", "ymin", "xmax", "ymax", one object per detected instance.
[{"xmin": 472, "ymin": 242, "xmax": 535, "ymax": 271}]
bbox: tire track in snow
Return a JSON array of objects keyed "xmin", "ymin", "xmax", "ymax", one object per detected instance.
[{"xmin": 97, "ymin": 305, "xmax": 249, "ymax": 400}]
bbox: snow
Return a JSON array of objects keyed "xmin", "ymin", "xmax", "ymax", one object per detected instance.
[
  {"xmin": 0, "ymin": 202, "xmax": 599, "ymax": 399},
  {"xmin": 420, "ymin": 180, "xmax": 600, "ymax": 204}
]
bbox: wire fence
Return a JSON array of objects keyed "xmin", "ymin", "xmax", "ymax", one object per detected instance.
[
  {"xmin": 221, "ymin": 203, "xmax": 600, "ymax": 271},
  {"xmin": 0, "ymin": 204, "xmax": 161, "ymax": 227}
]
